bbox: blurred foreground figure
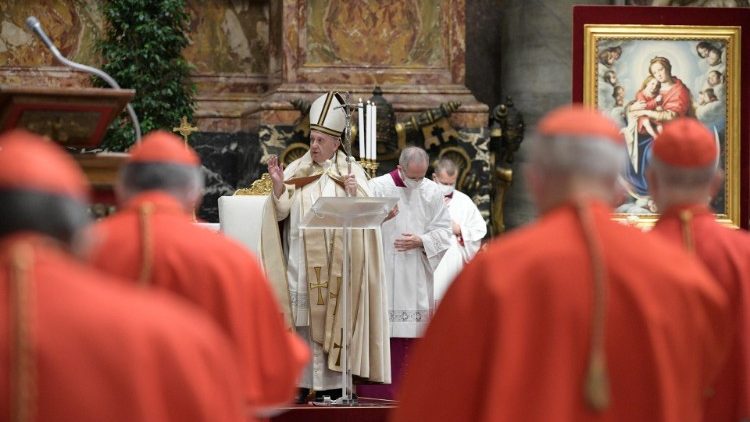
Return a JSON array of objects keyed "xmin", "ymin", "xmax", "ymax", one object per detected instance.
[
  {"xmin": 0, "ymin": 130, "xmax": 245, "ymax": 422},
  {"xmin": 88, "ymin": 131, "xmax": 309, "ymax": 418},
  {"xmin": 648, "ymin": 117, "xmax": 750, "ymax": 421},
  {"xmin": 393, "ymin": 105, "xmax": 730, "ymax": 422}
]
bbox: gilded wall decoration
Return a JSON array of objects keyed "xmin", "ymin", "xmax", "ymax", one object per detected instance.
[{"xmin": 305, "ymin": 0, "xmax": 446, "ymax": 67}]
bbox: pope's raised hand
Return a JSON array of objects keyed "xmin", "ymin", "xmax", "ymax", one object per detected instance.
[{"xmin": 267, "ymin": 155, "xmax": 285, "ymax": 198}]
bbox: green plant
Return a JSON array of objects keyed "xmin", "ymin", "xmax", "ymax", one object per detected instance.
[{"xmin": 95, "ymin": 0, "xmax": 195, "ymax": 151}]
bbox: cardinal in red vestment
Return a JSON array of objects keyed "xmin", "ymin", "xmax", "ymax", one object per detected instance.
[
  {"xmin": 0, "ymin": 129, "xmax": 246, "ymax": 422},
  {"xmin": 392, "ymin": 105, "xmax": 731, "ymax": 422},
  {"xmin": 88, "ymin": 131, "xmax": 309, "ymax": 418},
  {"xmin": 648, "ymin": 117, "xmax": 750, "ymax": 421}
]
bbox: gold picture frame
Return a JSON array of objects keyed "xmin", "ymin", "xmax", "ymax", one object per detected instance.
[{"xmin": 581, "ymin": 24, "xmax": 741, "ymax": 228}]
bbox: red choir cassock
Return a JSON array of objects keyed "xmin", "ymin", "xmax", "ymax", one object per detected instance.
[
  {"xmin": 0, "ymin": 130, "xmax": 245, "ymax": 422},
  {"xmin": 392, "ymin": 106, "xmax": 731, "ymax": 422},
  {"xmin": 88, "ymin": 132, "xmax": 309, "ymax": 417},
  {"xmin": 650, "ymin": 118, "xmax": 750, "ymax": 421}
]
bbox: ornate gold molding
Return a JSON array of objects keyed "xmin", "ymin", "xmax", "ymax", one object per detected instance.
[{"xmin": 235, "ymin": 173, "xmax": 273, "ymax": 196}]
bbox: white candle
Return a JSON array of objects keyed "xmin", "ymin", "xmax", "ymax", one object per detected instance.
[
  {"xmin": 371, "ymin": 103, "xmax": 377, "ymax": 161},
  {"xmin": 365, "ymin": 102, "xmax": 372, "ymax": 160},
  {"xmin": 357, "ymin": 99, "xmax": 365, "ymax": 160}
]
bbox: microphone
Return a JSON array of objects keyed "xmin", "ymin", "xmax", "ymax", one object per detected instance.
[
  {"xmin": 25, "ymin": 16, "xmax": 142, "ymax": 143},
  {"xmin": 26, "ymin": 16, "xmax": 60, "ymax": 57}
]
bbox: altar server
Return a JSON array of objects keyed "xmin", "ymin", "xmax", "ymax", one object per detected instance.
[
  {"xmin": 364, "ymin": 146, "xmax": 452, "ymax": 399},
  {"xmin": 432, "ymin": 157, "xmax": 486, "ymax": 302}
]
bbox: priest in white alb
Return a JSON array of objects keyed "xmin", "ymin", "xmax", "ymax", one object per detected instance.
[
  {"xmin": 432, "ymin": 157, "xmax": 487, "ymax": 303},
  {"xmin": 360, "ymin": 146, "xmax": 451, "ymax": 399},
  {"xmin": 260, "ymin": 92, "xmax": 390, "ymax": 401}
]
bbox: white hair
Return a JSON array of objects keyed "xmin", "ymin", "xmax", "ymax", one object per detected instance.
[
  {"xmin": 399, "ymin": 146, "xmax": 429, "ymax": 169},
  {"xmin": 527, "ymin": 134, "xmax": 627, "ymax": 182},
  {"xmin": 650, "ymin": 157, "xmax": 717, "ymax": 189},
  {"xmin": 434, "ymin": 157, "xmax": 459, "ymax": 177}
]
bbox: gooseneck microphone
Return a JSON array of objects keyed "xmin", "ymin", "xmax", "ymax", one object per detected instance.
[{"xmin": 26, "ymin": 16, "xmax": 142, "ymax": 143}]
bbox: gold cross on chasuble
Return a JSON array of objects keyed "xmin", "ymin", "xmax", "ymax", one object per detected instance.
[{"xmin": 309, "ymin": 266, "xmax": 327, "ymax": 305}]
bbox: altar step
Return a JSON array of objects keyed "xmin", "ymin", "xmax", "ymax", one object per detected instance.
[{"xmin": 270, "ymin": 399, "xmax": 395, "ymax": 422}]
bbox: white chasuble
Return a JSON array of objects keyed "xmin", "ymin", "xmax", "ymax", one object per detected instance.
[
  {"xmin": 260, "ymin": 151, "xmax": 390, "ymax": 389},
  {"xmin": 369, "ymin": 171, "xmax": 452, "ymax": 338},
  {"xmin": 433, "ymin": 189, "xmax": 487, "ymax": 303}
]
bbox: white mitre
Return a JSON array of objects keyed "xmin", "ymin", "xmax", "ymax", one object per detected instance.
[{"xmin": 309, "ymin": 91, "xmax": 346, "ymax": 137}]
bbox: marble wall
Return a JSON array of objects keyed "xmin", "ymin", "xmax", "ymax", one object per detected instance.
[{"xmin": 465, "ymin": 0, "xmax": 594, "ymax": 230}]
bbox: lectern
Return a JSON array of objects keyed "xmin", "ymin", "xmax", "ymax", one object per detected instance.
[
  {"xmin": 299, "ymin": 196, "xmax": 398, "ymax": 405},
  {"xmin": 0, "ymin": 85, "xmax": 135, "ymax": 206}
]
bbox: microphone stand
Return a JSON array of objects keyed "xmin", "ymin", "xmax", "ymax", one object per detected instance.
[{"xmin": 26, "ymin": 16, "xmax": 142, "ymax": 143}]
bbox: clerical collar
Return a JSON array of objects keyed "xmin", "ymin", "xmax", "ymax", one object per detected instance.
[{"xmin": 389, "ymin": 169, "xmax": 406, "ymax": 188}]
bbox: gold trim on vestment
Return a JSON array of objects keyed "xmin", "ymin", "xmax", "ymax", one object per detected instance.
[
  {"xmin": 679, "ymin": 210, "xmax": 695, "ymax": 254},
  {"xmin": 138, "ymin": 202, "xmax": 155, "ymax": 286},
  {"xmin": 10, "ymin": 242, "xmax": 36, "ymax": 422}
]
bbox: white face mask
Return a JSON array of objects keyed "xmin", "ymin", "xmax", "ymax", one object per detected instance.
[
  {"xmin": 400, "ymin": 170, "xmax": 423, "ymax": 189},
  {"xmin": 438, "ymin": 183, "xmax": 455, "ymax": 196}
]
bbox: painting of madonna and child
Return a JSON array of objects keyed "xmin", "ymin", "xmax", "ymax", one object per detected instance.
[{"xmin": 596, "ymin": 39, "xmax": 727, "ymax": 215}]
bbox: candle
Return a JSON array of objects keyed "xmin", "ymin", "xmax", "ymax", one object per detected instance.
[
  {"xmin": 365, "ymin": 102, "xmax": 372, "ymax": 160},
  {"xmin": 357, "ymin": 99, "xmax": 365, "ymax": 160},
  {"xmin": 371, "ymin": 103, "xmax": 377, "ymax": 161}
]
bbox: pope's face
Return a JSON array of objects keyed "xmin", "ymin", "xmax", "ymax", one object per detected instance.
[
  {"xmin": 310, "ymin": 130, "xmax": 340, "ymax": 164},
  {"xmin": 650, "ymin": 62, "xmax": 669, "ymax": 83}
]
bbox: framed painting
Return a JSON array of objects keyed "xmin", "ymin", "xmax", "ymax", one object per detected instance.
[{"xmin": 573, "ymin": 6, "xmax": 750, "ymax": 228}]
